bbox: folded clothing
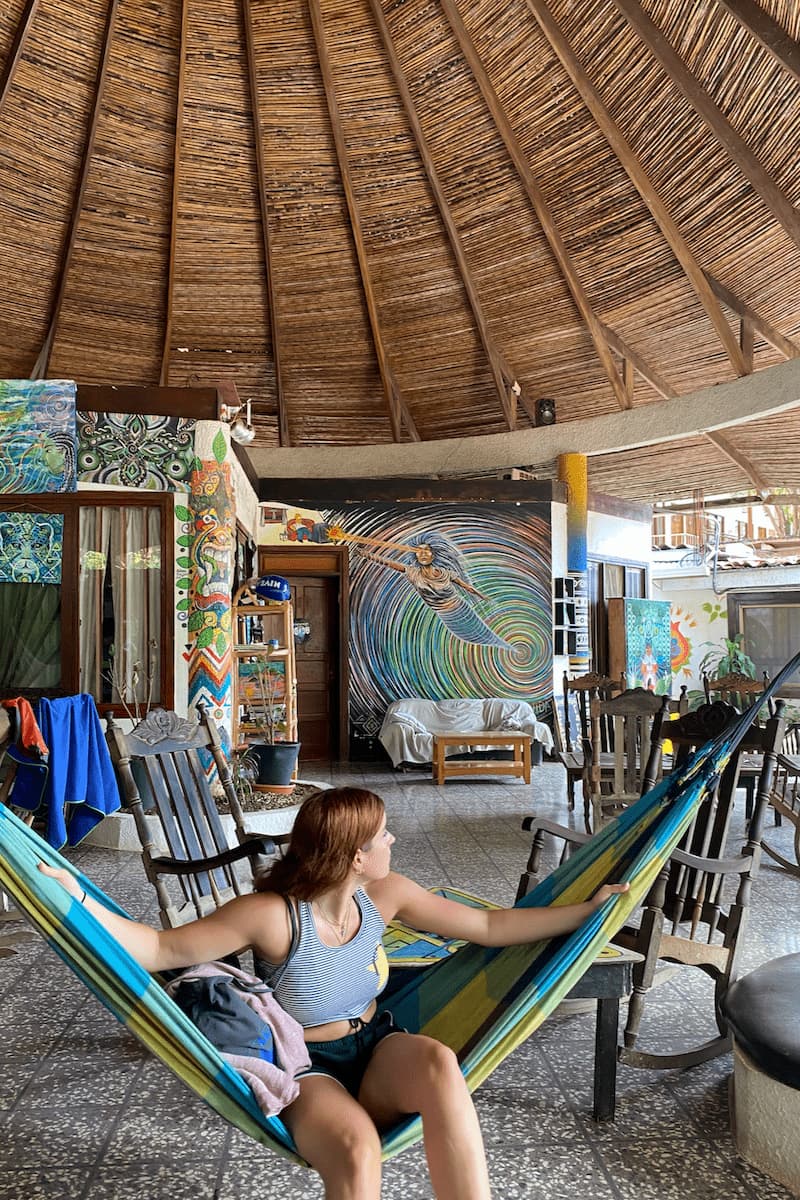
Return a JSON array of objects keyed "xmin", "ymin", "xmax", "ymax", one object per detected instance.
[{"xmin": 165, "ymin": 960, "xmax": 311, "ymax": 1116}]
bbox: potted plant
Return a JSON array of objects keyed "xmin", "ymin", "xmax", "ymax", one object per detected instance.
[
  {"xmin": 697, "ymin": 634, "xmax": 756, "ymax": 682},
  {"xmin": 244, "ymin": 657, "xmax": 301, "ymax": 790}
]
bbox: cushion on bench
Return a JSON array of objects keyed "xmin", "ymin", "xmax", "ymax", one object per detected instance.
[{"xmin": 721, "ymin": 953, "xmax": 800, "ymax": 1091}]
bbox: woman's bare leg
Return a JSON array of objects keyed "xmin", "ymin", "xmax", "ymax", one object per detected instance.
[
  {"xmin": 358, "ymin": 1033, "xmax": 491, "ymax": 1200},
  {"xmin": 282, "ymin": 1074, "xmax": 382, "ymax": 1200}
]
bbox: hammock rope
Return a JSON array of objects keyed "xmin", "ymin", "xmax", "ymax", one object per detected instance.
[{"xmin": 1, "ymin": 654, "xmax": 796, "ymax": 1165}]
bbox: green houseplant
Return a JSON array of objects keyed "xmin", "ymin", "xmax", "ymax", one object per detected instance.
[{"xmin": 697, "ymin": 634, "xmax": 756, "ymax": 682}]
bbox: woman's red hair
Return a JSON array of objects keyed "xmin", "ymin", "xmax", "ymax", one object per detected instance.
[{"xmin": 254, "ymin": 786, "xmax": 385, "ymax": 900}]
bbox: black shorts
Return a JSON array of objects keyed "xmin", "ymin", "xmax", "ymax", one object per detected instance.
[{"xmin": 298, "ymin": 1009, "xmax": 405, "ymax": 1098}]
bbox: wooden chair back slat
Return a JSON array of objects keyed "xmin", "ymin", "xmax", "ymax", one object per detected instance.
[
  {"xmin": 106, "ymin": 705, "xmax": 270, "ymax": 928},
  {"xmin": 587, "ymin": 688, "xmax": 670, "ymax": 831}
]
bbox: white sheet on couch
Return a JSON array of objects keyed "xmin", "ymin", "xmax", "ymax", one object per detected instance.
[{"xmin": 378, "ymin": 698, "xmax": 553, "ymax": 767}]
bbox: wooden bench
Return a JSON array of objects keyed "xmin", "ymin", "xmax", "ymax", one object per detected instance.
[{"xmin": 432, "ymin": 731, "xmax": 532, "ymax": 785}]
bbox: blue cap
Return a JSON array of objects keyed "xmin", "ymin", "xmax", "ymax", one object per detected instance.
[{"xmin": 253, "ymin": 574, "xmax": 291, "ymax": 602}]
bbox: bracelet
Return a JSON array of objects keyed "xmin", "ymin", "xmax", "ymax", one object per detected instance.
[{"xmin": 78, "ymin": 889, "xmax": 86, "ymax": 904}]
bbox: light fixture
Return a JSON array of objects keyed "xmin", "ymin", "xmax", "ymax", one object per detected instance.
[
  {"xmin": 221, "ymin": 398, "xmax": 256, "ymax": 445},
  {"xmin": 535, "ymin": 397, "xmax": 556, "ymax": 427}
]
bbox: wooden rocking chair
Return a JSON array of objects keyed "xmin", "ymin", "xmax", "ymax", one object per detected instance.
[
  {"xmin": 615, "ymin": 699, "xmax": 786, "ymax": 1070},
  {"xmin": 106, "ymin": 704, "xmax": 278, "ymax": 929},
  {"xmin": 762, "ymin": 721, "xmax": 800, "ymax": 877},
  {"xmin": 560, "ymin": 671, "xmax": 622, "ymax": 810}
]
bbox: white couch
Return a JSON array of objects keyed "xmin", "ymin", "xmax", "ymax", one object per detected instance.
[{"xmin": 378, "ymin": 698, "xmax": 554, "ymax": 769}]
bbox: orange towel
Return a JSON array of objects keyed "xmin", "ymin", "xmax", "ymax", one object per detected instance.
[{"xmin": 1, "ymin": 698, "xmax": 49, "ymax": 758}]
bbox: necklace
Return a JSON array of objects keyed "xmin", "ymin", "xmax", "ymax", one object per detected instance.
[{"xmin": 314, "ymin": 899, "xmax": 352, "ymax": 943}]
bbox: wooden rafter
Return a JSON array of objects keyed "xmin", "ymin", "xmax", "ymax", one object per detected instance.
[
  {"xmin": 599, "ymin": 322, "xmax": 677, "ymax": 398},
  {"xmin": 159, "ymin": 0, "xmax": 189, "ymax": 386},
  {"xmin": 611, "ymin": 0, "xmax": 800, "ymax": 251},
  {"xmin": 704, "ymin": 429, "xmax": 770, "ymax": 493},
  {"xmin": 715, "ymin": 0, "xmax": 800, "ymax": 85},
  {"xmin": 240, "ymin": 0, "xmax": 289, "ymax": 446},
  {"xmin": 31, "ymin": 0, "xmax": 119, "ymax": 379},
  {"xmin": 366, "ymin": 0, "xmax": 518, "ymax": 430},
  {"xmin": 307, "ymin": 0, "xmax": 417, "ymax": 443},
  {"xmin": 525, "ymin": 0, "xmax": 748, "ymax": 377},
  {"xmin": 705, "ymin": 273, "xmax": 800, "ymax": 359},
  {"xmin": 438, "ymin": 0, "xmax": 631, "ymax": 411},
  {"xmin": 0, "ymin": 0, "xmax": 39, "ymax": 110},
  {"xmin": 740, "ymin": 316, "xmax": 754, "ymax": 372}
]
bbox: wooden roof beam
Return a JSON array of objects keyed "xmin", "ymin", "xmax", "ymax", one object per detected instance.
[
  {"xmin": 438, "ymin": 0, "xmax": 631, "ymax": 412},
  {"xmin": 705, "ymin": 272, "xmax": 800, "ymax": 360},
  {"xmin": 525, "ymin": 0, "xmax": 748, "ymax": 377},
  {"xmin": 241, "ymin": 0, "xmax": 289, "ymax": 445},
  {"xmin": 704, "ymin": 429, "xmax": 770, "ymax": 494},
  {"xmin": 308, "ymin": 0, "xmax": 418, "ymax": 443},
  {"xmin": 31, "ymin": 0, "xmax": 119, "ymax": 379},
  {"xmin": 159, "ymin": 0, "xmax": 188, "ymax": 386},
  {"xmin": 611, "ymin": 0, "xmax": 800, "ymax": 251},
  {"xmin": 366, "ymin": 0, "xmax": 521, "ymax": 431},
  {"xmin": 0, "ymin": 0, "xmax": 39, "ymax": 109},
  {"xmin": 599, "ymin": 322, "xmax": 677, "ymax": 398},
  {"xmin": 715, "ymin": 0, "xmax": 800, "ymax": 85}
]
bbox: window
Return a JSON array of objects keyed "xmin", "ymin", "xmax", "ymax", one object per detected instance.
[
  {"xmin": 0, "ymin": 494, "xmax": 173, "ymax": 713},
  {"xmin": 727, "ymin": 590, "xmax": 800, "ymax": 698}
]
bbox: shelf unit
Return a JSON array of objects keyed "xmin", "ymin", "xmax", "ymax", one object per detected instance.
[{"xmin": 231, "ymin": 583, "xmax": 298, "ymax": 758}]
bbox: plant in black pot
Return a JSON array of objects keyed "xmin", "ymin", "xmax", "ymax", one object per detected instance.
[{"xmin": 246, "ymin": 657, "xmax": 301, "ymax": 791}]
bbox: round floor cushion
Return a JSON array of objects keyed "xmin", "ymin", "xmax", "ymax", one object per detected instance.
[{"xmin": 722, "ymin": 953, "xmax": 800, "ymax": 1091}]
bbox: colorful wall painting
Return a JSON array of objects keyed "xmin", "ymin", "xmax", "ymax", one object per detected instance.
[
  {"xmin": 186, "ymin": 432, "xmax": 234, "ymax": 739},
  {"xmin": 656, "ymin": 583, "xmax": 730, "ymax": 700},
  {"xmin": 0, "ymin": 512, "xmax": 64, "ymax": 583},
  {"xmin": 261, "ymin": 502, "xmax": 553, "ymax": 754},
  {"xmin": 670, "ymin": 604, "xmax": 697, "ymax": 679},
  {"xmin": 618, "ymin": 598, "xmax": 672, "ymax": 693},
  {"xmin": 77, "ymin": 412, "xmax": 196, "ymax": 489},
  {"xmin": 0, "ymin": 380, "xmax": 77, "ymax": 492}
]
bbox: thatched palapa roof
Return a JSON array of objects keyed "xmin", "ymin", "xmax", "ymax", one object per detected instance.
[{"xmin": 1, "ymin": 0, "xmax": 799, "ymax": 498}]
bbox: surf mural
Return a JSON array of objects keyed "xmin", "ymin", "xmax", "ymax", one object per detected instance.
[{"xmin": 322, "ymin": 503, "xmax": 552, "ymax": 753}]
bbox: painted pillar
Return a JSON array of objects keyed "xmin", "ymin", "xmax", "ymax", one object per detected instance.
[
  {"xmin": 186, "ymin": 426, "xmax": 234, "ymax": 747},
  {"xmin": 558, "ymin": 453, "xmax": 590, "ymax": 670}
]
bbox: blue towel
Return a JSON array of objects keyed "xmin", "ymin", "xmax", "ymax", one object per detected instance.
[{"xmin": 35, "ymin": 695, "xmax": 121, "ymax": 849}]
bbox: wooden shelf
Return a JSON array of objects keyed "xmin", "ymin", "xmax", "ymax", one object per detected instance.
[{"xmin": 231, "ymin": 583, "xmax": 298, "ymax": 777}]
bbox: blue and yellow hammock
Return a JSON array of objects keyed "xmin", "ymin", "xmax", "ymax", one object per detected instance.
[{"xmin": 0, "ymin": 657, "xmax": 795, "ymax": 1165}]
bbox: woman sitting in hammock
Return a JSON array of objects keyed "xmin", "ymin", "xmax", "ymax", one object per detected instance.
[{"xmin": 40, "ymin": 786, "xmax": 627, "ymax": 1200}]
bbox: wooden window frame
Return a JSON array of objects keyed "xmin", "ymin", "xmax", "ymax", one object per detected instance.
[
  {"xmin": 0, "ymin": 492, "xmax": 174, "ymax": 713},
  {"xmin": 727, "ymin": 588, "xmax": 800, "ymax": 699}
]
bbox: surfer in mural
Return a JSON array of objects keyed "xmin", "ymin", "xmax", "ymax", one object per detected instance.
[{"xmin": 327, "ymin": 526, "xmax": 514, "ymax": 651}]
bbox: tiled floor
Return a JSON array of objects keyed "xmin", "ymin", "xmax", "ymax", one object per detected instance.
[{"xmin": 1, "ymin": 761, "xmax": 799, "ymax": 1199}]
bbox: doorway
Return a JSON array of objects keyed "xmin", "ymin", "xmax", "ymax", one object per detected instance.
[{"xmin": 258, "ymin": 547, "xmax": 349, "ymax": 762}]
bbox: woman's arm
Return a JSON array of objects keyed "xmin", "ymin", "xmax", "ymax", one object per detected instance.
[
  {"xmin": 37, "ymin": 864, "xmax": 290, "ymax": 973},
  {"xmin": 369, "ymin": 872, "xmax": 629, "ymax": 948}
]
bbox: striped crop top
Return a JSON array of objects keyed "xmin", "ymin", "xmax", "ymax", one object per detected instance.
[{"xmin": 259, "ymin": 889, "xmax": 389, "ymax": 1027}]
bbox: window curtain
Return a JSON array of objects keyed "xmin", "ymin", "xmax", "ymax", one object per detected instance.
[
  {"xmin": 79, "ymin": 508, "xmax": 112, "ymax": 699},
  {"xmin": 0, "ymin": 583, "xmax": 61, "ymax": 689},
  {"xmin": 79, "ymin": 508, "xmax": 162, "ymax": 707}
]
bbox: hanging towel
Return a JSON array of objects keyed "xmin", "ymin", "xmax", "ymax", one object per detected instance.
[
  {"xmin": 1, "ymin": 698, "xmax": 49, "ymax": 758},
  {"xmin": 35, "ymin": 695, "xmax": 121, "ymax": 849}
]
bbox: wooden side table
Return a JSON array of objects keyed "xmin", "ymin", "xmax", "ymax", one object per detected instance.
[{"xmin": 432, "ymin": 732, "xmax": 532, "ymax": 784}]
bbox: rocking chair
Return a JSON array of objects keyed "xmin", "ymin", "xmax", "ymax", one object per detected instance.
[{"xmin": 106, "ymin": 704, "xmax": 278, "ymax": 929}]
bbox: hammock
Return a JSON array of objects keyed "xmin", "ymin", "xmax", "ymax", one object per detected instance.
[{"xmin": 0, "ymin": 656, "xmax": 796, "ymax": 1166}]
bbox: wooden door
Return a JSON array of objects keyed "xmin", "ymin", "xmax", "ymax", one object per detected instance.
[{"xmin": 285, "ymin": 575, "xmax": 338, "ymax": 762}]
